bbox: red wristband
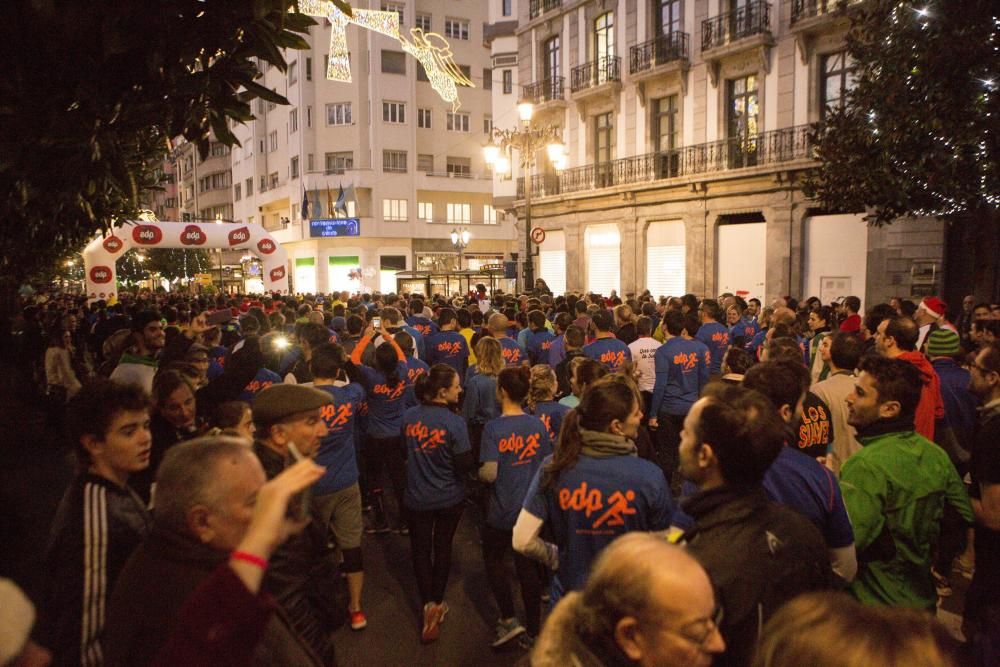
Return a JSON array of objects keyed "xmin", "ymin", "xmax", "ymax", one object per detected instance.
[{"xmin": 231, "ymin": 550, "xmax": 268, "ymax": 570}]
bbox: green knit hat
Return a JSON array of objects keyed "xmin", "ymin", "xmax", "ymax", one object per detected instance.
[{"xmin": 926, "ymin": 329, "xmax": 960, "ymax": 357}]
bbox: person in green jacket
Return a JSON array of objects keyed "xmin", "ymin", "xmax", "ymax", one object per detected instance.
[{"xmin": 841, "ymin": 356, "xmax": 973, "ymax": 610}]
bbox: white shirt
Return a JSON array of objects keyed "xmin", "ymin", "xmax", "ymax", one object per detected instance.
[{"xmin": 628, "ymin": 336, "xmax": 662, "ymax": 393}]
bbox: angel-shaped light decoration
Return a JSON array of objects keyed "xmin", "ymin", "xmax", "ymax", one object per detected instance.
[{"xmin": 297, "ymin": 1, "xmax": 474, "ymax": 111}]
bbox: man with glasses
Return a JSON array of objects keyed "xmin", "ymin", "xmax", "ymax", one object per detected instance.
[
  {"xmin": 531, "ymin": 532, "xmax": 724, "ymax": 667},
  {"xmin": 965, "ymin": 344, "xmax": 1000, "ymax": 665},
  {"xmin": 676, "ymin": 383, "xmax": 833, "ymax": 667}
]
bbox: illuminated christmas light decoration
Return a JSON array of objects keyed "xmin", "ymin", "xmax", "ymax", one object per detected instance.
[{"xmin": 298, "ymin": 1, "xmax": 474, "ymax": 110}]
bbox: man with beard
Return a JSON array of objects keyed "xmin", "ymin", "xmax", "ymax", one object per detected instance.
[{"xmin": 110, "ymin": 310, "xmax": 165, "ymax": 393}]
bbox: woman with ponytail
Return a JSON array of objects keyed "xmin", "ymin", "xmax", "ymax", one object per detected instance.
[
  {"xmin": 478, "ymin": 366, "xmax": 552, "ymax": 647},
  {"xmin": 528, "ymin": 364, "xmax": 571, "ymax": 444},
  {"xmin": 513, "ymin": 376, "xmax": 674, "ymax": 602},
  {"xmin": 402, "ymin": 364, "xmax": 474, "ymax": 644},
  {"xmin": 351, "ymin": 320, "xmax": 409, "ymax": 533}
]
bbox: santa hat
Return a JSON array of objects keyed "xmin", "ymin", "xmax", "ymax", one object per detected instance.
[{"xmin": 920, "ymin": 296, "xmax": 946, "ymax": 319}]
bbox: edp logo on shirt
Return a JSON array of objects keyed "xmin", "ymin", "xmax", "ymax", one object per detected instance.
[
  {"xmin": 498, "ymin": 432, "xmax": 542, "ymax": 464},
  {"xmin": 558, "ymin": 481, "xmax": 638, "ymax": 532},
  {"xmin": 406, "ymin": 421, "xmax": 447, "ymax": 451}
]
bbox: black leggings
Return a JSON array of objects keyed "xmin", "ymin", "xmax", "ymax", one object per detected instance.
[
  {"xmin": 654, "ymin": 412, "xmax": 686, "ymax": 493},
  {"xmin": 366, "ymin": 435, "xmax": 407, "ymax": 519},
  {"xmin": 408, "ymin": 502, "xmax": 465, "ymax": 605},
  {"xmin": 482, "ymin": 524, "xmax": 542, "ymax": 635}
]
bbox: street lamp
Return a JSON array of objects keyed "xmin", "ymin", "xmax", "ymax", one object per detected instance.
[
  {"xmin": 450, "ymin": 227, "xmax": 471, "ymax": 269},
  {"xmin": 483, "ymin": 101, "xmax": 564, "ymax": 292}
]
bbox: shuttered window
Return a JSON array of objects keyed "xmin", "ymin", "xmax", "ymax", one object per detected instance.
[
  {"xmin": 646, "ymin": 221, "xmax": 685, "ymax": 298},
  {"xmin": 586, "ymin": 224, "xmax": 620, "ymax": 296},
  {"xmin": 539, "ymin": 229, "xmax": 567, "ymax": 295}
]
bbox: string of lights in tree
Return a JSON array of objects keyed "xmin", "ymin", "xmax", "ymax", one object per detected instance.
[
  {"xmin": 297, "ymin": 0, "xmax": 474, "ymax": 111},
  {"xmin": 819, "ymin": 0, "xmax": 999, "ymax": 221}
]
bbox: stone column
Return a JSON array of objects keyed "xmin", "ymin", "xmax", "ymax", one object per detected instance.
[
  {"xmin": 762, "ymin": 203, "xmax": 806, "ymax": 302},
  {"xmin": 564, "ymin": 222, "xmax": 584, "ymax": 294},
  {"xmin": 684, "ymin": 213, "xmax": 708, "ymax": 297},
  {"xmin": 619, "ymin": 214, "xmax": 639, "ymax": 296}
]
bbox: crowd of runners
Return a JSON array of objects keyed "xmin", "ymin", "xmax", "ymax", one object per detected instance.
[{"xmin": 3, "ymin": 282, "xmax": 1000, "ymax": 666}]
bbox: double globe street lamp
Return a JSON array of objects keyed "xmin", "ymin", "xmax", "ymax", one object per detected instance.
[
  {"xmin": 450, "ymin": 227, "xmax": 471, "ymax": 269},
  {"xmin": 483, "ymin": 102, "xmax": 565, "ymax": 291}
]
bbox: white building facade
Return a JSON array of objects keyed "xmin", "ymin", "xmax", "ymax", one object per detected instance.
[{"xmin": 232, "ymin": 0, "xmax": 516, "ymax": 296}]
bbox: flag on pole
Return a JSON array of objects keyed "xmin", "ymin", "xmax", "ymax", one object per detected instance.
[
  {"xmin": 327, "ymin": 183, "xmax": 335, "ymax": 217},
  {"xmin": 301, "ymin": 187, "xmax": 309, "ymax": 221},
  {"xmin": 313, "ymin": 189, "xmax": 323, "ymax": 218},
  {"xmin": 334, "ymin": 183, "xmax": 346, "ymax": 217}
]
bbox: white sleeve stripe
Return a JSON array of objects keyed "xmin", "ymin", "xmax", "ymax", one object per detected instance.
[{"xmin": 81, "ymin": 483, "xmax": 108, "ymax": 667}]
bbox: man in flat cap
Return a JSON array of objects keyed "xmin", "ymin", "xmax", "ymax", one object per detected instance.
[{"xmin": 252, "ymin": 384, "xmax": 341, "ymax": 665}]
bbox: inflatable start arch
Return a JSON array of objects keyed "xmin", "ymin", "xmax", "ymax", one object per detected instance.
[{"xmin": 82, "ymin": 220, "xmax": 289, "ymax": 300}]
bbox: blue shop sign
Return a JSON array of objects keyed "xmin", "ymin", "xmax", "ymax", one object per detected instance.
[{"xmin": 309, "ymin": 218, "xmax": 361, "ymax": 238}]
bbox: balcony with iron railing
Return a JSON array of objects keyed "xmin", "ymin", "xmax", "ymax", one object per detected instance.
[
  {"xmin": 570, "ymin": 56, "xmax": 622, "ymax": 99},
  {"xmin": 789, "ymin": 0, "xmax": 857, "ymax": 63},
  {"xmin": 516, "ymin": 124, "xmax": 812, "ymax": 199},
  {"xmin": 519, "ymin": 77, "xmax": 566, "ymax": 109},
  {"xmin": 790, "ymin": 0, "xmax": 858, "ymax": 25},
  {"xmin": 630, "ymin": 32, "xmax": 690, "ymax": 76},
  {"xmin": 702, "ymin": 1, "xmax": 772, "ymax": 51},
  {"xmin": 528, "ymin": 0, "xmax": 561, "ymax": 20}
]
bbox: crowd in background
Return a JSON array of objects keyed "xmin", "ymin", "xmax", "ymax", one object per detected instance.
[{"xmin": 3, "ymin": 280, "xmax": 1000, "ymax": 667}]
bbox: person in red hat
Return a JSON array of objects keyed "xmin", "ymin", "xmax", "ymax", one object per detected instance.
[{"xmin": 915, "ymin": 296, "xmax": 957, "ymax": 351}]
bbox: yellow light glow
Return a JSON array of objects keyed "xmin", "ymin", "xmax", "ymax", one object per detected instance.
[
  {"xmin": 483, "ymin": 144, "xmax": 500, "ymax": 164},
  {"xmin": 298, "ymin": 1, "xmax": 474, "ymax": 110},
  {"xmin": 494, "ymin": 156, "xmax": 511, "ymax": 175}
]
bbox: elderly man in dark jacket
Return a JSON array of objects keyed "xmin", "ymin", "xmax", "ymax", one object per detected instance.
[{"xmin": 102, "ymin": 434, "xmax": 328, "ymax": 666}]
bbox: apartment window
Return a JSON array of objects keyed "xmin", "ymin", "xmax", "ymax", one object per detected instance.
[
  {"xmin": 383, "ymin": 199, "xmax": 408, "ymax": 221},
  {"xmin": 234, "ymin": 184, "xmax": 241, "ymax": 201},
  {"xmin": 459, "ymin": 64, "xmax": 472, "ymax": 80},
  {"xmin": 291, "ymin": 156, "xmax": 299, "ymax": 179},
  {"xmin": 259, "ymin": 139, "xmax": 265, "ymax": 154},
  {"xmin": 416, "ymin": 13, "xmax": 431, "ymax": 32},
  {"xmin": 198, "ymin": 172, "xmax": 230, "ymax": 192},
  {"xmin": 307, "ymin": 154, "xmax": 314, "ymax": 172},
  {"xmin": 326, "ymin": 102, "xmax": 353, "ymax": 125},
  {"xmin": 445, "ymin": 18, "xmax": 469, "ymax": 40},
  {"xmin": 418, "ymin": 108, "xmax": 432, "ymax": 129},
  {"xmin": 820, "ymin": 51, "xmax": 855, "ymax": 118},
  {"xmin": 446, "ymin": 157, "xmax": 471, "ymax": 177},
  {"xmin": 502, "ymin": 0, "xmax": 512, "ymax": 17},
  {"xmin": 652, "ymin": 95, "xmax": 679, "ymax": 152},
  {"xmin": 210, "ymin": 142, "xmax": 230, "ymax": 157},
  {"xmin": 288, "ymin": 60, "xmax": 298, "ymax": 85},
  {"xmin": 269, "ymin": 172, "xmax": 279, "ymax": 189},
  {"xmin": 382, "ymin": 50, "xmax": 406, "ymax": 74},
  {"xmin": 269, "ymin": 130, "xmax": 278, "ymax": 152},
  {"xmin": 256, "ymin": 98, "xmax": 266, "ymax": 116},
  {"xmin": 259, "ymin": 175, "xmax": 266, "ymax": 191},
  {"xmin": 306, "ymin": 57, "xmax": 312, "ymax": 81},
  {"xmin": 383, "ymin": 101, "xmax": 406, "ymax": 124},
  {"xmin": 165, "ymin": 197, "xmax": 177, "ymax": 208},
  {"xmin": 246, "ymin": 177, "xmax": 253, "ymax": 196},
  {"xmin": 417, "ymin": 154, "xmax": 434, "ymax": 172},
  {"xmin": 289, "ymin": 108, "xmax": 298, "ymax": 133},
  {"xmin": 655, "ymin": 0, "xmax": 682, "ymax": 36},
  {"xmin": 383, "ymin": 150, "xmax": 408, "ymax": 173},
  {"xmin": 417, "ymin": 62, "xmax": 429, "ymax": 82},
  {"xmin": 382, "ymin": 2, "xmax": 404, "ymax": 24},
  {"xmin": 594, "ymin": 12, "xmax": 615, "ymax": 64},
  {"xmin": 307, "ymin": 106, "xmax": 312, "ymax": 128},
  {"xmin": 446, "ymin": 112, "xmax": 470, "ymax": 132},
  {"xmin": 484, "ymin": 116, "xmax": 493, "ymax": 134},
  {"xmin": 447, "ymin": 203, "xmax": 471, "ymax": 224},
  {"xmin": 483, "ymin": 205, "xmax": 498, "ymax": 225},
  {"xmin": 727, "ymin": 74, "xmax": 760, "ymax": 167},
  {"xmin": 543, "ymin": 36, "xmax": 561, "ymax": 81},
  {"xmin": 483, "ymin": 68, "xmax": 493, "ymax": 90},
  {"xmin": 502, "ymin": 69, "xmax": 512, "ymax": 94},
  {"xmin": 418, "ymin": 202, "xmax": 434, "ymax": 222},
  {"xmin": 594, "ymin": 112, "xmax": 615, "ymax": 186},
  {"xmin": 325, "ymin": 151, "xmax": 354, "ymax": 173}
]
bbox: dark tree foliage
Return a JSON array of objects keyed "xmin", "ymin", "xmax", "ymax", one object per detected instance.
[
  {"xmin": 0, "ymin": 0, "xmax": 341, "ymax": 286},
  {"xmin": 804, "ymin": 0, "xmax": 999, "ymax": 225}
]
